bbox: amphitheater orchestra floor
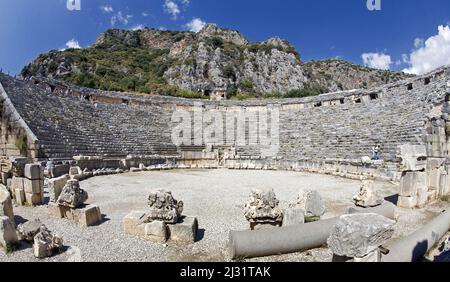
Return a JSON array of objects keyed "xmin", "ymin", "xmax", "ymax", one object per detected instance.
[{"xmin": 1, "ymin": 169, "xmax": 448, "ymax": 262}]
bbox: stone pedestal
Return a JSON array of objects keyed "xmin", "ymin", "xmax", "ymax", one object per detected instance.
[
  {"xmin": 167, "ymin": 216, "xmax": 198, "ymax": 243},
  {"xmin": 123, "ymin": 211, "xmax": 198, "ymax": 244},
  {"xmin": 48, "ymin": 202, "xmax": 102, "ymax": 227}
]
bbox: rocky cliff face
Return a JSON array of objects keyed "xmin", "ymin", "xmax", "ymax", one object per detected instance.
[{"xmin": 21, "ymin": 24, "xmax": 413, "ymax": 99}]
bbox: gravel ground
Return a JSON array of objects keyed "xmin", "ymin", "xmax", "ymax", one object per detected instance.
[{"xmin": 0, "ymin": 169, "xmax": 448, "ymax": 262}]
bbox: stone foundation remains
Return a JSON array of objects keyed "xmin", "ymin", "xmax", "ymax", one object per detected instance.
[
  {"xmin": 48, "ymin": 180, "xmax": 102, "ymax": 227},
  {"xmin": 123, "ymin": 190, "xmax": 198, "ymax": 243}
]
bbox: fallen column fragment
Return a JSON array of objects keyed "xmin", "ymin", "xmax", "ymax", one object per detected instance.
[
  {"xmin": 381, "ymin": 209, "xmax": 450, "ymax": 262},
  {"xmin": 228, "ymin": 202, "xmax": 395, "ymax": 260}
]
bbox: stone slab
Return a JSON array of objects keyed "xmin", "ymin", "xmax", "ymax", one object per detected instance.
[
  {"xmin": 0, "ymin": 186, "xmax": 14, "ymax": 222},
  {"xmin": 167, "ymin": 216, "xmax": 198, "ymax": 243},
  {"xmin": 123, "ymin": 211, "xmax": 146, "ymax": 236},
  {"xmin": 144, "ymin": 221, "xmax": 168, "ymax": 242},
  {"xmin": 11, "ymin": 177, "xmax": 25, "ymax": 192},
  {"xmin": 48, "ymin": 174, "xmax": 70, "ymax": 202},
  {"xmin": 24, "ymin": 164, "xmax": 44, "ymax": 180},
  {"xmin": 25, "ymin": 192, "xmax": 43, "ymax": 206},
  {"xmin": 399, "ymin": 171, "xmax": 427, "ymax": 197},
  {"xmin": 282, "ymin": 208, "xmax": 305, "ymax": 227},
  {"xmin": 23, "ymin": 178, "xmax": 43, "ymax": 194},
  {"xmin": 398, "ymin": 196, "xmax": 418, "ymax": 208},
  {"xmin": 72, "ymin": 205, "xmax": 102, "ymax": 227},
  {"xmin": 15, "ymin": 189, "xmax": 25, "ymax": 206},
  {"xmin": 327, "ymin": 213, "xmax": 395, "ymax": 258},
  {"xmin": 0, "ymin": 216, "xmax": 18, "ymax": 249}
]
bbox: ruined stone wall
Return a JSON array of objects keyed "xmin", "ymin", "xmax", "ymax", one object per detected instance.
[
  {"xmin": 0, "ymin": 67, "xmax": 448, "ymax": 178},
  {"xmin": 0, "ymin": 80, "xmax": 39, "ymax": 158}
]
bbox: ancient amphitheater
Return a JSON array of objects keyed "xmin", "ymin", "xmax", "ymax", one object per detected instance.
[{"xmin": 0, "ymin": 66, "xmax": 450, "ymax": 262}]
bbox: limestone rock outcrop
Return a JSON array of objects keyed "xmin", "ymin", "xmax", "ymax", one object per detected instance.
[{"xmin": 20, "ymin": 24, "xmax": 410, "ymax": 98}]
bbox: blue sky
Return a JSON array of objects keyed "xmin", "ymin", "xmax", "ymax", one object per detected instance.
[{"xmin": 1, "ymin": 0, "xmax": 450, "ymax": 75}]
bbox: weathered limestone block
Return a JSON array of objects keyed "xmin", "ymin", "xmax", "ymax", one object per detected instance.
[
  {"xmin": 398, "ymin": 196, "xmax": 418, "ymax": 208},
  {"xmin": 396, "ymin": 144, "xmax": 427, "ymax": 172},
  {"xmin": 48, "ymin": 174, "xmax": 70, "ymax": 202},
  {"xmin": 49, "ymin": 164, "xmax": 70, "ymax": 178},
  {"xmin": 0, "ymin": 186, "xmax": 14, "ymax": 222},
  {"xmin": 33, "ymin": 225, "xmax": 63, "ymax": 258},
  {"xmin": 243, "ymin": 188, "xmax": 283, "ymax": 229},
  {"xmin": 48, "ymin": 202, "xmax": 102, "ymax": 227},
  {"xmin": 144, "ymin": 221, "xmax": 168, "ymax": 242},
  {"xmin": 146, "ymin": 190, "xmax": 183, "ymax": 224},
  {"xmin": 282, "ymin": 208, "xmax": 305, "ymax": 227},
  {"xmin": 48, "ymin": 202, "xmax": 65, "ymax": 218},
  {"xmin": 11, "ymin": 177, "xmax": 25, "ymax": 192},
  {"xmin": 25, "ymin": 192, "xmax": 43, "ymax": 206},
  {"xmin": 69, "ymin": 166, "xmax": 83, "ymax": 180},
  {"xmin": 123, "ymin": 211, "xmax": 146, "ymax": 236},
  {"xmin": 167, "ymin": 216, "xmax": 198, "ymax": 243},
  {"xmin": 295, "ymin": 189, "xmax": 326, "ymax": 220},
  {"xmin": 24, "ymin": 164, "xmax": 44, "ymax": 180},
  {"xmin": 72, "ymin": 205, "xmax": 102, "ymax": 227},
  {"xmin": 327, "ymin": 213, "xmax": 395, "ymax": 258},
  {"xmin": 17, "ymin": 219, "xmax": 43, "ymax": 241},
  {"xmin": 0, "ymin": 216, "xmax": 18, "ymax": 250},
  {"xmin": 23, "ymin": 178, "xmax": 43, "ymax": 194},
  {"xmin": 57, "ymin": 180, "xmax": 88, "ymax": 208},
  {"xmin": 11, "ymin": 157, "xmax": 31, "ymax": 177},
  {"xmin": 15, "ymin": 189, "xmax": 25, "ymax": 206},
  {"xmin": 399, "ymin": 171, "xmax": 427, "ymax": 197},
  {"xmin": 1, "ymin": 172, "xmax": 11, "ymax": 186},
  {"xmin": 353, "ymin": 181, "xmax": 384, "ymax": 207}
]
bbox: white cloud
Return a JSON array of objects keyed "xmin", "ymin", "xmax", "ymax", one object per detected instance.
[
  {"xmin": 65, "ymin": 39, "xmax": 81, "ymax": 49},
  {"xmin": 185, "ymin": 18, "xmax": 206, "ymax": 33},
  {"xmin": 111, "ymin": 11, "xmax": 133, "ymax": 26},
  {"xmin": 60, "ymin": 39, "xmax": 81, "ymax": 50},
  {"xmin": 164, "ymin": 0, "xmax": 180, "ymax": 20},
  {"xmin": 403, "ymin": 25, "xmax": 450, "ymax": 75},
  {"xmin": 361, "ymin": 52, "xmax": 392, "ymax": 70},
  {"xmin": 100, "ymin": 5, "xmax": 113, "ymax": 13},
  {"xmin": 414, "ymin": 38, "xmax": 424, "ymax": 49},
  {"xmin": 182, "ymin": 0, "xmax": 190, "ymax": 5},
  {"xmin": 131, "ymin": 24, "xmax": 145, "ymax": 31},
  {"xmin": 142, "ymin": 12, "xmax": 149, "ymax": 17}
]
